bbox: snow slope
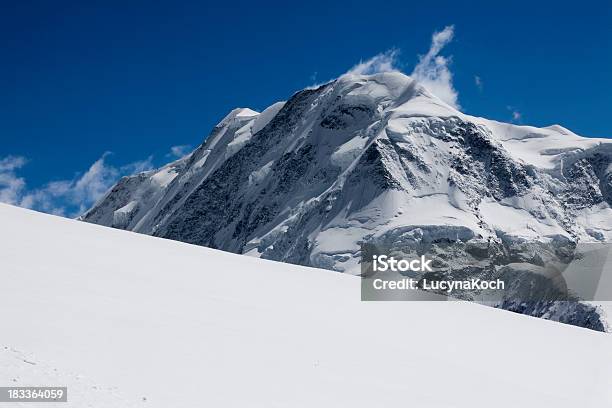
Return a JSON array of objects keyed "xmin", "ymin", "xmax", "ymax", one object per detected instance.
[{"xmin": 1, "ymin": 202, "xmax": 612, "ymax": 407}]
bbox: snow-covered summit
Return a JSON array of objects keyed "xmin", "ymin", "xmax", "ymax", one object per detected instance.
[
  {"xmin": 81, "ymin": 71, "xmax": 612, "ymax": 327},
  {"xmin": 333, "ymin": 71, "xmax": 461, "ymax": 121},
  {"xmin": 219, "ymin": 107, "xmax": 259, "ymax": 125},
  {"xmin": 83, "ymin": 71, "xmax": 612, "ymax": 259}
]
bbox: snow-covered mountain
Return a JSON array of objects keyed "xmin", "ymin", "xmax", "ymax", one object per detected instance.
[
  {"xmin": 2, "ymin": 203, "xmax": 612, "ymax": 407},
  {"xmin": 81, "ymin": 72, "xmax": 612, "ymax": 327}
]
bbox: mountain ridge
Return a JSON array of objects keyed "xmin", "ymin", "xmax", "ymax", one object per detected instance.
[
  {"xmin": 82, "ymin": 72, "xmax": 612, "ymax": 267},
  {"xmin": 80, "ymin": 71, "xmax": 612, "ymax": 329}
]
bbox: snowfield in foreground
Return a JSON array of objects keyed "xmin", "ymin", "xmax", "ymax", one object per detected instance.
[{"xmin": 1, "ymin": 203, "xmax": 611, "ymax": 407}]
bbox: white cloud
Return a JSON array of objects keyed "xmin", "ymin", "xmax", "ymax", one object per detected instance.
[
  {"xmin": 475, "ymin": 75, "xmax": 483, "ymax": 91},
  {"xmin": 0, "ymin": 156, "xmax": 27, "ymax": 206},
  {"xmin": 0, "ymin": 155, "xmax": 28, "ymax": 172},
  {"xmin": 120, "ymin": 156, "xmax": 155, "ymax": 175},
  {"xmin": 411, "ymin": 25, "xmax": 459, "ymax": 108},
  {"xmin": 341, "ymin": 26, "xmax": 459, "ymax": 107},
  {"xmin": 0, "ymin": 153, "xmax": 153, "ymax": 217},
  {"xmin": 167, "ymin": 145, "xmax": 192, "ymax": 159},
  {"xmin": 344, "ymin": 49, "xmax": 400, "ymax": 76},
  {"xmin": 507, "ymin": 106, "xmax": 522, "ymax": 122}
]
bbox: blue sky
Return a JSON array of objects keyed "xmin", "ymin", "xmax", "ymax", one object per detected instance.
[{"xmin": 1, "ymin": 0, "xmax": 611, "ymax": 216}]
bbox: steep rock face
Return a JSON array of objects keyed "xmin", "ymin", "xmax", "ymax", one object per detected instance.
[{"xmin": 80, "ymin": 72, "xmax": 612, "ymax": 330}]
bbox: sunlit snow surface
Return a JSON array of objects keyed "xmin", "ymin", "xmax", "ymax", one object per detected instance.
[{"xmin": 1, "ymin": 203, "xmax": 612, "ymax": 407}]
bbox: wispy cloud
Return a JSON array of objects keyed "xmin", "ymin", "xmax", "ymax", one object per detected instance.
[
  {"xmin": 474, "ymin": 75, "xmax": 483, "ymax": 91},
  {"xmin": 166, "ymin": 145, "xmax": 192, "ymax": 159},
  {"xmin": 344, "ymin": 49, "xmax": 400, "ymax": 76},
  {"xmin": 341, "ymin": 26, "xmax": 459, "ymax": 108},
  {"xmin": 507, "ymin": 106, "xmax": 522, "ymax": 123},
  {"xmin": 411, "ymin": 25, "xmax": 459, "ymax": 108},
  {"xmin": 0, "ymin": 153, "xmax": 153, "ymax": 217},
  {"xmin": 0, "ymin": 155, "xmax": 28, "ymax": 172}
]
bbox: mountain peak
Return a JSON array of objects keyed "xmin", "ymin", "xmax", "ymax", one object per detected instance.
[
  {"xmin": 83, "ymin": 74, "xmax": 612, "ymax": 274},
  {"xmin": 331, "ymin": 71, "xmax": 459, "ymax": 121},
  {"xmin": 218, "ymin": 107, "xmax": 260, "ymax": 127}
]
